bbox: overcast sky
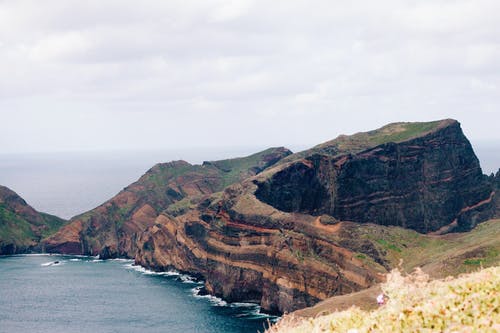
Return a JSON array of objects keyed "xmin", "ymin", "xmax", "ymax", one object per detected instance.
[{"xmin": 1, "ymin": 0, "xmax": 499, "ymax": 154}]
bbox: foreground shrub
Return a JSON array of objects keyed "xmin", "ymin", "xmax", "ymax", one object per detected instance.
[{"xmin": 267, "ymin": 266, "xmax": 500, "ymax": 332}]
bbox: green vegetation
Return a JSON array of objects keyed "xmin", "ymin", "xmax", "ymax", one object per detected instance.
[
  {"xmin": 104, "ymin": 202, "xmax": 135, "ymax": 228},
  {"xmin": 376, "ymin": 238, "xmax": 402, "ymax": 253},
  {"xmin": 38, "ymin": 213, "xmax": 67, "ymax": 237},
  {"xmin": 369, "ymin": 121, "xmax": 442, "ymax": 146},
  {"xmin": 0, "ymin": 204, "xmax": 66, "ymax": 251},
  {"xmin": 0, "ymin": 204, "xmax": 35, "ymax": 246},
  {"xmin": 141, "ymin": 161, "xmax": 195, "ymax": 189},
  {"xmin": 268, "ymin": 266, "xmax": 500, "ymax": 332},
  {"xmin": 341, "ymin": 219, "xmax": 500, "ymax": 278},
  {"xmin": 206, "ymin": 147, "xmax": 288, "ymax": 188},
  {"xmin": 287, "ymin": 120, "xmax": 446, "ymax": 161},
  {"xmin": 463, "ymin": 259, "xmax": 482, "ymax": 266},
  {"xmin": 138, "ymin": 147, "xmax": 288, "ymax": 203},
  {"xmin": 165, "ymin": 196, "xmax": 199, "ymax": 216}
]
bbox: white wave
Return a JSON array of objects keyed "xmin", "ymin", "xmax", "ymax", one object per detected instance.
[
  {"xmin": 40, "ymin": 261, "xmax": 63, "ymax": 266},
  {"xmin": 190, "ymin": 286, "xmax": 279, "ymax": 321},
  {"xmin": 69, "ymin": 258, "xmax": 81, "ymax": 262},
  {"xmin": 123, "ymin": 263, "xmax": 181, "ymax": 277},
  {"xmin": 179, "ymin": 274, "xmax": 198, "ymax": 284},
  {"xmin": 190, "ymin": 286, "xmax": 228, "ymax": 306},
  {"xmin": 123, "ymin": 262, "xmax": 278, "ymax": 321},
  {"xmin": 229, "ymin": 302, "xmax": 259, "ymax": 308},
  {"xmin": 233, "ymin": 305, "xmax": 279, "ymax": 322},
  {"xmin": 109, "ymin": 258, "xmax": 134, "ymax": 262},
  {"xmin": 204, "ymin": 294, "xmax": 228, "ymax": 307}
]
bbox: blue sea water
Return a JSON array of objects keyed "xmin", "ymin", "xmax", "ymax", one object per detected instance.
[{"xmin": 0, "ymin": 255, "xmax": 274, "ymax": 333}]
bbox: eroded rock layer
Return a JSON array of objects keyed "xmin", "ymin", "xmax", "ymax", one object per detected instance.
[
  {"xmin": 255, "ymin": 120, "xmax": 494, "ymax": 233},
  {"xmin": 135, "ymin": 194, "xmax": 384, "ymax": 313},
  {"xmin": 43, "ymin": 147, "xmax": 292, "ymax": 258},
  {"xmin": 43, "ymin": 119, "xmax": 498, "ymax": 314},
  {"xmin": 134, "ymin": 119, "xmax": 496, "ymax": 313}
]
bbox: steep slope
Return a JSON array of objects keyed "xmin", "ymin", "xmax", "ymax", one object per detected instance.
[
  {"xmin": 134, "ymin": 119, "xmax": 497, "ymax": 314},
  {"xmin": 255, "ymin": 119, "xmax": 493, "ymax": 233},
  {"xmin": 42, "ymin": 147, "xmax": 292, "ymax": 258},
  {"xmin": 0, "ymin": 185, "xmax": 66, "ymax": 254},
  {"xmin": 492, "ymin": 169, "xmax": 500, "ymax": 217}
]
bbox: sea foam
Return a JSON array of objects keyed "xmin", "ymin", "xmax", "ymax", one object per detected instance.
[{"xmin": 124, "ymin": 262, "xmax": 279, "ymax": 322}]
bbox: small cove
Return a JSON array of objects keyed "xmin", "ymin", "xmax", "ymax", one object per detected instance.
[{"xmin": 0, "ymin": 254, "xmax": 273, "ymax": 333}]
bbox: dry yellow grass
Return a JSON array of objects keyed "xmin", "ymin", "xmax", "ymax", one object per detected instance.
[{"xmin": 267, "ymin": 266, "xmax": 500, "ymax": 333}]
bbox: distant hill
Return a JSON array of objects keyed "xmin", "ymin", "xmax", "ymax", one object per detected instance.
[
  {"xmin": 42, "ymin": 147, "xmax": 292, "ymax": 257},
  {"xmin": 0, "ymin": 185, "xmax": 66, "ymax": 254}
]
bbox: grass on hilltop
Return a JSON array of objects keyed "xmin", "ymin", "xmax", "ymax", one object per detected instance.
[{"xmin": 287, "ymin": 120, "xmax": 445, "ymax": 161}]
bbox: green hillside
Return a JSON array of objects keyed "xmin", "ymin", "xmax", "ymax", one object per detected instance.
[{"xmin": 0, "ymin": 186, "xmax": 66, "ymax": 254}]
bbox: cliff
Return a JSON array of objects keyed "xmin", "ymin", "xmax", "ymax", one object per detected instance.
[
  {"xmin": 0, "ymin": 185, "xmax": 66, "ymax": 254},
  {"xmin": 42, "ymin": 119, "xmax": 497, "ymax": 314},
  {"xmin": 134, "ymin": 119, "xmax": 496, "ymax": 314},
  {"xmin": 42, "ymin": 147, "xmax": 292, "ymax": 257},
  {"xmin": 492, "ymin": 169, "xmax": 500, "ymax": 217},
  {"xmin": 255, "ymin": 119, "xmax": 493, "ymax": 233}
]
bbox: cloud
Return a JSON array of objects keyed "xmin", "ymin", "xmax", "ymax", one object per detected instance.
[{"xmin": 0, "ymin": 0, "xmax": 499, "ymax": 153}]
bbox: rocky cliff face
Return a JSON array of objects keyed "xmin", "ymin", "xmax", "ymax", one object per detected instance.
[
  {"xmin": 0, "ymin": 185, "xmax": 66, "ymax": 254},
  {"xmin": 134, "ymin": 119, "xmax": 496, "ymax": 314},
  {"xmin": 135, "ymin": 186, "xmax": 386, "ymax": 314},
  {"xmin": 42, "ymin": 119, "xmax": 497, "ymax": 314},
  {"xmin": 255, "ymin": 120, "xmax": 494, "ymax": 233},
  {"xmin": 42, "ymin": 147, "xmax": 292, "ymax": 258},
  {"xmin": 492, "ymin": 169, "xmax": 500, "ymax": 217}
]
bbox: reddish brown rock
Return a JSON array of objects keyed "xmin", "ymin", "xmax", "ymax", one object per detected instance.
[
  {"xmin": 42, "ymin": 147, "xmax": 292, "ymax": 258},
  {"xmin": 42, "ymin": 119, "xmax": 498, "ymax": 314},
  {"xmin": 134, "ymin": 119, "xmax": 497, "ymax": 314}
]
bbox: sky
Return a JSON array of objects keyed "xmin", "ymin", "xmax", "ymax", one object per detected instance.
[{"xmin": 0, "ymin": 0, "xmax": 499, "ymax": 154}]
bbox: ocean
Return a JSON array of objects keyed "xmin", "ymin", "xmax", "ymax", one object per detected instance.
[{"xmin": 0, "ymin": 255, "xmax": 273, "ymax": 333}]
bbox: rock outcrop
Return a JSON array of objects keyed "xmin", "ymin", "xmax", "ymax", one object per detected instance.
[
  {"xmin": 0, "ymin": 185, "xmax": 66, "ymax": 254},
  {"xmin": 134, "ymin": 119, "xmax": 496, "ymax": 313},
  {"xmin": 491, "ymin": 169, "xmax": 500, "ymax": 217},
  {"xmin": 255, "ymin": 120, "xmax": 493, "ymax": 233},
  {"xmin": 43, "ymin": 147, "xmax": 292, "ymax": 258},
  {"xmin": 42, "ymin": 119, "xmax": 497, "ymax": 314}
]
